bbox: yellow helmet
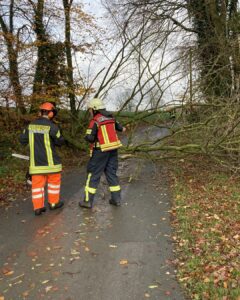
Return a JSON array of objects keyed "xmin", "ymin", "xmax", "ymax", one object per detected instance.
[{"xmin": 88, "ymin": 98, "xmax": 105, "ymax": 110}]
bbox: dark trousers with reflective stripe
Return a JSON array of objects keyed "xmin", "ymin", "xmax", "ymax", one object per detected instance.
[{"xmin": 84, "ymin": 149, "xmax": 121, "ymax": 203}]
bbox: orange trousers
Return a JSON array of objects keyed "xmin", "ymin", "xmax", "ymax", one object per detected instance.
[{"xmin": 31, "ymin": 173, "xmax": 61, "ymax": 210}]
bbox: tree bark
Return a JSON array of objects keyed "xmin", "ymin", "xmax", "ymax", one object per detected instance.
[
  {"xmin": 31, "ymin": 0, "xmax": 48, "ymax": 108},
  {"xmin": 63, "ymin": 0, "xmax": 76, "ymax": 115},
  {"xmin": 0, "ymin": 1, "xmax": 26, "ymax": 114}
]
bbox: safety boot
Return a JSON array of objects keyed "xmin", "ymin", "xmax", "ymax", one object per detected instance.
[
  {"xmin": 109, "ymin": 199, "xmax": 121, "ymax": 206},
  {"xmin": 79, "ymin": 193, "xmax": 94, "ymax": 209},
  {"xmin": 34, "ymin": 207, "xmax": 46, "ymax": 216},
  {"xmin": 49, "ymin": 201, "xmax": 64, "ymax": 210},
  {"xmin": 79, "ymin": 200, "xmax": 93, "ymax": 209}
]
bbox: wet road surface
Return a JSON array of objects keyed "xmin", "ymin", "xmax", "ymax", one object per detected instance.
[
  {"xmin": 0, "ymin": 128, "xmax": 187, "ymax": 300},
  {"xmin": 0, "ymin": 160, "xmax": 186, "ymax": 300}
]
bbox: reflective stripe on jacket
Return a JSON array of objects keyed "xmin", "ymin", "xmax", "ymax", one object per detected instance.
[
  {"xmin": 94, "ymin": 114, "xmax": 122, "ymax": 152},
  {"xmin": 20, "ymin": 117, "xmax": 64, "ymax": 174},
  {"xmin": 85, "ymin": 112, "xmax": 123, "ymax": 154}
]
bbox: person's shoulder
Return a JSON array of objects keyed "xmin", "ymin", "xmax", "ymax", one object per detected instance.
[
  {"xmin": 49, "ymin": 120, "xmax": 59, "ymax": 131},
  {"xmin": 95, "ymin": 111, "xmax": 114, "ymax": 122},
  {"xmin": 101, "ymin": 110, "xmax": 113, "ymax": 118},
  {"xmin": 36, "ymin": 117, "xmax": 57, "ymax": 129},
  {"xmin": 30, "ymin": 117, "xmax": 42, "ymax": 125},
  {"xmin": 89, "ymin": 118, "xmax": 96, "ymax": 127}
]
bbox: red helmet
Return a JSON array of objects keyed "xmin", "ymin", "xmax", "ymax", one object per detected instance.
[{"xmin": 39, "ymin": 102, "xmax": 55, "ymax": 111}]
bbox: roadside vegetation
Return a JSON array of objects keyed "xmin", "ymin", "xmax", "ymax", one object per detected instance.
[{"xmin": 168, "ymin": 154, "xmax": 240, "ymax": 300}]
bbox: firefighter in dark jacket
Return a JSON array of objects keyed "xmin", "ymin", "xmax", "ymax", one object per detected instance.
[
  {"xmin": 20, "ymin": 102, "xmax": 65, "ymax": 216},
  {"xmin": 79, "ymin": 98, "xmax": 126, "ymax": 209}
]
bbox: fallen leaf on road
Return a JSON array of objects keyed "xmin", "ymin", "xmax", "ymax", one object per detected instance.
[
  {"xmin": 22, "ymin": 291, "xmax": 29, "ymax": 297},
  {"xmin": 84, "ymin": 247, "xmax": 90, "ymax": 252},
  {"xmin": 144, "ymin": 293, "xmax": 150, "ymax": 298},
  {"xmin": 1, "ymin": 267, "xmax": 12, "ymax": 275},
  {"xmin": 42, "ymin": 280, "xmax": 50, "ymax": 284},
  {"xmin": 165, "ymin": 271, "xmax": 170, "ymax": 275},
  {"xmin": 53, "ymin": 246, "xmax": 62, "ymax": 250},
  {"xmin": 13, "ymin": 280, "xmax": 22, "ymax": 285},
  {"xmin": 4, "ymin": 270, "xmax": 14, "ymax": 276},
  {"xmin": 71, "ymin": 249, "xmax": 80, "ymax": 255},
  {"xmin": 45, "ymin": 286, "xmax": 53, "ymax": 293},
  {"xmin": 119, "ymin": 259, "xmax": 128, "ymax": 265},
  {"xmin": 148, "ymin": 285, "xmax": 158, "ymax": 289},
  {"xmin": 27, "ymin": 251, "xmax": 38, "ymax": 258},
  {"xmin": 35, "ymin": 264, "xmax": 42, "ymax": 267},
  {"xmin": 53, "ymin": 271, "xmax": 60, "ymax": 276},
  {"xmin": 165, "ymin": 291, "xmax": 171, "ymax": 296}
]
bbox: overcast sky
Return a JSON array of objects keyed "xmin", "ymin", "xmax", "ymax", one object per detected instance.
[{"xmin": 79, "ymin": 0, "xmax": 191, "ymax": 111}]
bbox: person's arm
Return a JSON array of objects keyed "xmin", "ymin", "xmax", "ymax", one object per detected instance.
[
  {"xmin": 115, "ymin": 120, "xmax": 126, "ymax": 132},
  {"xmin": 19, "ymin": 127, "xmax": 29, "ymax": 145},
  {"xmin": 50, "ymin": 124, "xmax": 65, "ymax": 146},
  {"xmin": 85, "ymin": 120, "xmax": 98, "ymax": 143}
]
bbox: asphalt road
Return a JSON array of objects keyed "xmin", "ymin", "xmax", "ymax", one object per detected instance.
[{"xmin": 0, "ymin": 127, "xmax": 187, "ymax": 300}]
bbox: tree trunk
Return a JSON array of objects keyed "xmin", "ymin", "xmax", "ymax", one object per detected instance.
[
  {"xmin": 63, "ymin": 0, "xmax": 76, "ymax": 115},
  {"xmin": 188, "ymin": 0, "xmax": 235, "ymax": 99},
  {"xmin": 32, "ymin": 0, "xmax": 48, "ymax": 109},
  {"xmin": 0, "ymin": 2, "xmax": 26, "ymax": 114}
]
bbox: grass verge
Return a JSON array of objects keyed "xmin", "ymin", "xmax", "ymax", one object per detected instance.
[{"xmin": 168, "ymin": 156, "xmax": 240, "ymax": 300}]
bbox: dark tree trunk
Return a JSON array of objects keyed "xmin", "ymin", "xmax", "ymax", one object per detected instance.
[
  {"xmin": 0, "ymin": 0, "xmax": 26, "ymax": 114},
  {"xmin": 32, "ymin": 0, "xmax": 49, "ymax": 108},
  {"xmin": 63, "ymin": 0, "xmax": 76, "ymax": 115},
  {"xmin": 187, "ymin": 0, "xmax": 238, "ymax": 99}
]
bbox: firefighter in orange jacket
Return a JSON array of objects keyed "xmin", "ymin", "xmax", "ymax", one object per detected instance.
[
  {"xmin": 79, "ymin": 98, "xmax": 126, "ymax": 209},
  {"xmin": 20, "ymin": 102, "xmax": 65, "ymax": 216}
]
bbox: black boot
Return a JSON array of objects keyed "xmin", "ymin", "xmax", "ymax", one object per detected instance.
[
  {"xmin": 34, "ymin": 207, "xmax": 46, "ymax": 216},
  {"xmin": 109, "ymin": 199, "xmax": 121, "ymax": 206},
  {"xmin": 79, "ymin": 200, "xmax": 93, "ymax": 209},
  {"xmin": 109, "ymin": 191, "xmax": 121, "ymax": 206},
  {"xmin": 49, "ymin": 201, "xmax": 64, "ymax": 210},
  {"xmin": 79, "ymin": 192, "xmax": 94, "ymax": 209}
]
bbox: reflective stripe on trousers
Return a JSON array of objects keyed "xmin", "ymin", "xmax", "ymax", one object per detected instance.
[
  {"xmin": 85, "ymin": 173, "xmax": 96, "ymax": 202},
  {"xmin": 31, "ymin": 173, "xmax": 61, "ymax": 210},
  {"xmin": 84, "ymin": 149, "xmax": 121, "ymax": 203}
]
